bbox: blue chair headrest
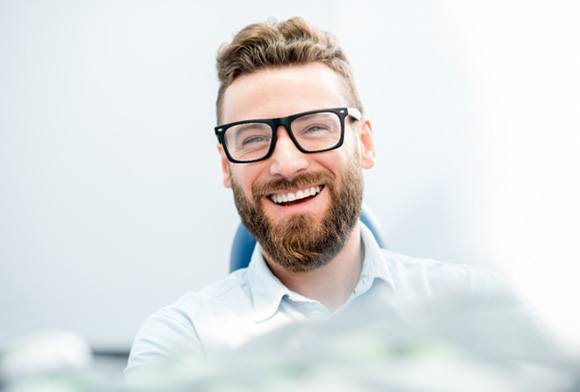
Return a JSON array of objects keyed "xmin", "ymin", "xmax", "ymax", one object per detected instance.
[{"xmin": 229, "ymin": 204, "xmax": 386, "ymax": 272}]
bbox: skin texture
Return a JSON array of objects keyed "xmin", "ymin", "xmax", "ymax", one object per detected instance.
[{"xmin": 218, "ymin": 62, "xmax": 376, "ymax": 310}]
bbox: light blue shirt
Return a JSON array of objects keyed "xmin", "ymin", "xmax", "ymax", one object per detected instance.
[{"xmin": 125, "ymin": 223, "xmax": 502, "ymax": 379}]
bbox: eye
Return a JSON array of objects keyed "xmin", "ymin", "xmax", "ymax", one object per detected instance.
[
  {"xmin": 305, "ymin": 126, "xmax": 324, "ymax": 133},
  {"xmin": 302, "ymin": 124, "xmax": 330, "ymax": 135},
  {"xmin": 241, "ymin": 134, "xmax": 270, "ymax": 146}
]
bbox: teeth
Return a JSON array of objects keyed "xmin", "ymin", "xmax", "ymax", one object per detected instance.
[{"xmin": 270, "ymin": 186, "xmax": 322, "ymax": 204}]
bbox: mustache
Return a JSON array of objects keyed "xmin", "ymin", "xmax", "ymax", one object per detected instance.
[{"xmin": 252, "ymin": 172, "xmax": 334, "ymax": 199}]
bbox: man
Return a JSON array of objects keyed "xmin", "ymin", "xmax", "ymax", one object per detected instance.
[{"xmin": 125, "ymin": 17, "xmax": 515, "ymax": 379}]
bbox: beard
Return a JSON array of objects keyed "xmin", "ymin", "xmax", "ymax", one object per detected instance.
[{"xmin": 231, "ymin": 158, "xmax": 364, "ymax": 273}]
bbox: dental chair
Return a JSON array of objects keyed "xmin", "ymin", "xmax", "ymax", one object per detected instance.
[{"xmin": 229, "ymin": 204, "xmax": 386, "ymax": 272}]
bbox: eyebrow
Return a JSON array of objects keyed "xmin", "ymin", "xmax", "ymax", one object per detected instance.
[
  {"xmin": 232, "ymin": 123, "xmax": 270, "ymax": 133},
  {"xmin": 293, "ymin": 112, "xmax": 334, "ymax": 122}
]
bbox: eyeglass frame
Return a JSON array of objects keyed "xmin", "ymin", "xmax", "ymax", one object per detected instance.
[{"xmin": 214, "ymin": 107, "xmax": 362, "ymax": 164}]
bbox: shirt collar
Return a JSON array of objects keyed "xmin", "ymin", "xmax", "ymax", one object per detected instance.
[
  {"xmin": 246, "ymin": 244, "xmax": 291, "ymax": 322},
  {"xmin": 353, "ymin": 223, "xmax": 396, "ymax": 296},
  {"xmin": 246, "ymin": 222, "xmax": 396, "ymax": 322}
]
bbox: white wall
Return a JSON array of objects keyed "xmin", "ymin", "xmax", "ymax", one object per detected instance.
[{"xmin": 1, "ymin": 0, "xmax": 578, "ymax": 352}]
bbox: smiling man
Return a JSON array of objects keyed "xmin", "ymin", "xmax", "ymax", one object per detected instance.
[
  {"xmin": 219, "ymin": 61, "xmax": 374, "ymax": 312},
  {"xmin": 125, "ymin": 17, "xmax": 514, "ymax": 379}
]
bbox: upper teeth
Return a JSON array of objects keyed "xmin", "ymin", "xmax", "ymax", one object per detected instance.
[{"xmin": 270, "ymin": 186, "xmax": 322, "ymax": 204}]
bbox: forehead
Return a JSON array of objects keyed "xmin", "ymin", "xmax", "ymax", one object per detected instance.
[{"xmin": 221, "ymin": 62, "xmax": 350, "ymax": 124}]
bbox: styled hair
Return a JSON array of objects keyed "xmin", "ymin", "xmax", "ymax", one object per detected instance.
[{"xmin": 215, "ymin": 17, "xmax": 363, "ymax": 123}]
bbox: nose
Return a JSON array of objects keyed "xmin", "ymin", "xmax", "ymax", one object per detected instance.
[{"xmin": 268, "ymin": 126, "xmax": 309, "ymax": 179}]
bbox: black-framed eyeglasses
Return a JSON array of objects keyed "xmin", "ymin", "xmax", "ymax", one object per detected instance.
[{"xmin": 214, "ymin": 107, "xmax": 362, "ymax": 164}]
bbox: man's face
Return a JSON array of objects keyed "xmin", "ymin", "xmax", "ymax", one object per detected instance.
[{"xmin": 218, "ymin": 62, "xmax": 375, "ymax": 272}]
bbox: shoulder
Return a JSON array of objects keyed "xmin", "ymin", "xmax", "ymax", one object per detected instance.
[
  {"xmin": 380, "ymin": 248, "xmax": 509, "ymax": 296},
  {"xmin": 146, "ymin": 268, "xmax": 255, "ymax": 337},
  {"xmin": 125, "ymin": 269, "xmax": 253, "ymax": 379},
  {"xmin": 174, "ymin": 268, "xmax": 252, "ymax": 313},
  {"xmin": 138, "ymin": 268, "xmax": 251, "ymax": 324},
  {"xmin": 378, "ymin": 249, "xmax": 559, "ymax": 359}
]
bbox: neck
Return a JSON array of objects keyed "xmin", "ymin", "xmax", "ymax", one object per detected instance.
[{"xmin": 263, "ymin": 223, "xmax": 364, "ymax": 312}]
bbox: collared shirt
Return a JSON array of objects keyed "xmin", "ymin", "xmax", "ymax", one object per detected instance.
[{"xmin": 125, "ymin": 223, "xmax": 502, "ymax": 379}]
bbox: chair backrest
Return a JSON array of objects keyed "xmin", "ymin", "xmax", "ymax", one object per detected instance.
[{"xmin": 229, "ymin": 204, "xmax": 386, "ymax": 272}]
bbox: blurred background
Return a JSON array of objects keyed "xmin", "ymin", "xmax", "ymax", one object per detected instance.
[{"xmin": 1, "ymin": 0, "xmax": 579, "ymax": 362}]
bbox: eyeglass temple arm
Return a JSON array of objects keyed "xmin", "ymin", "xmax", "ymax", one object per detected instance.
[{"xmin": 347, "ymin": 107, "xmax": 362, "ymax": 120}]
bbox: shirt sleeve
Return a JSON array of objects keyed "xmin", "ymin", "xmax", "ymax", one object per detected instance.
[{"xmin": 124, "ymin": 305, "xmax": 205, "ymax": 384}]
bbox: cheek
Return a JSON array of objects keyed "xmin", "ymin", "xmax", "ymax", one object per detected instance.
[
  {"xmin": 230, "ymin": 167, "xmax": 261, "ymax": 197},
  {"xmin": 323, "ymin": 145, "xmax": 357, "ymax": 173}
]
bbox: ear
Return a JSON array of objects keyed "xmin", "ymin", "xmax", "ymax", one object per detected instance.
[
  {"xmin": 217, "ymin": 144, "xmax": 232, "ymax": 188},
  {"xmin": 357, "ymin": 118, "xmax": 376, "ymax": 169}
]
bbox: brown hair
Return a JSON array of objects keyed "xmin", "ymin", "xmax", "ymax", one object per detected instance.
[{"xmin": 215, "ymin": 17, "xmax": 363, "ymax": 122}]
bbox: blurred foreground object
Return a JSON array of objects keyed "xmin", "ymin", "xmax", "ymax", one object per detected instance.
[
  {"xmin": 0, "ymin": 331, "xmax": 92, "ymax": 378},
  {"xmin": 0, "ymin": 330, "xmax": 92, "ymax": 391},
  {"xmin": 1, "ymin": 291, "xmax": 578, "ymax": 391},
  {"xmin": 127, "ymin": 288, "xmax": 578, "ymax": 391},
  {"xmin": 206, "ymin": 294, "xmax": 574, "ymax": 391}
]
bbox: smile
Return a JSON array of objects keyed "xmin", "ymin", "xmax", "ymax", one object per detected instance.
[{"xmin": 267, "ymin": 185, "xmax": 323, "ymax": 205}]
